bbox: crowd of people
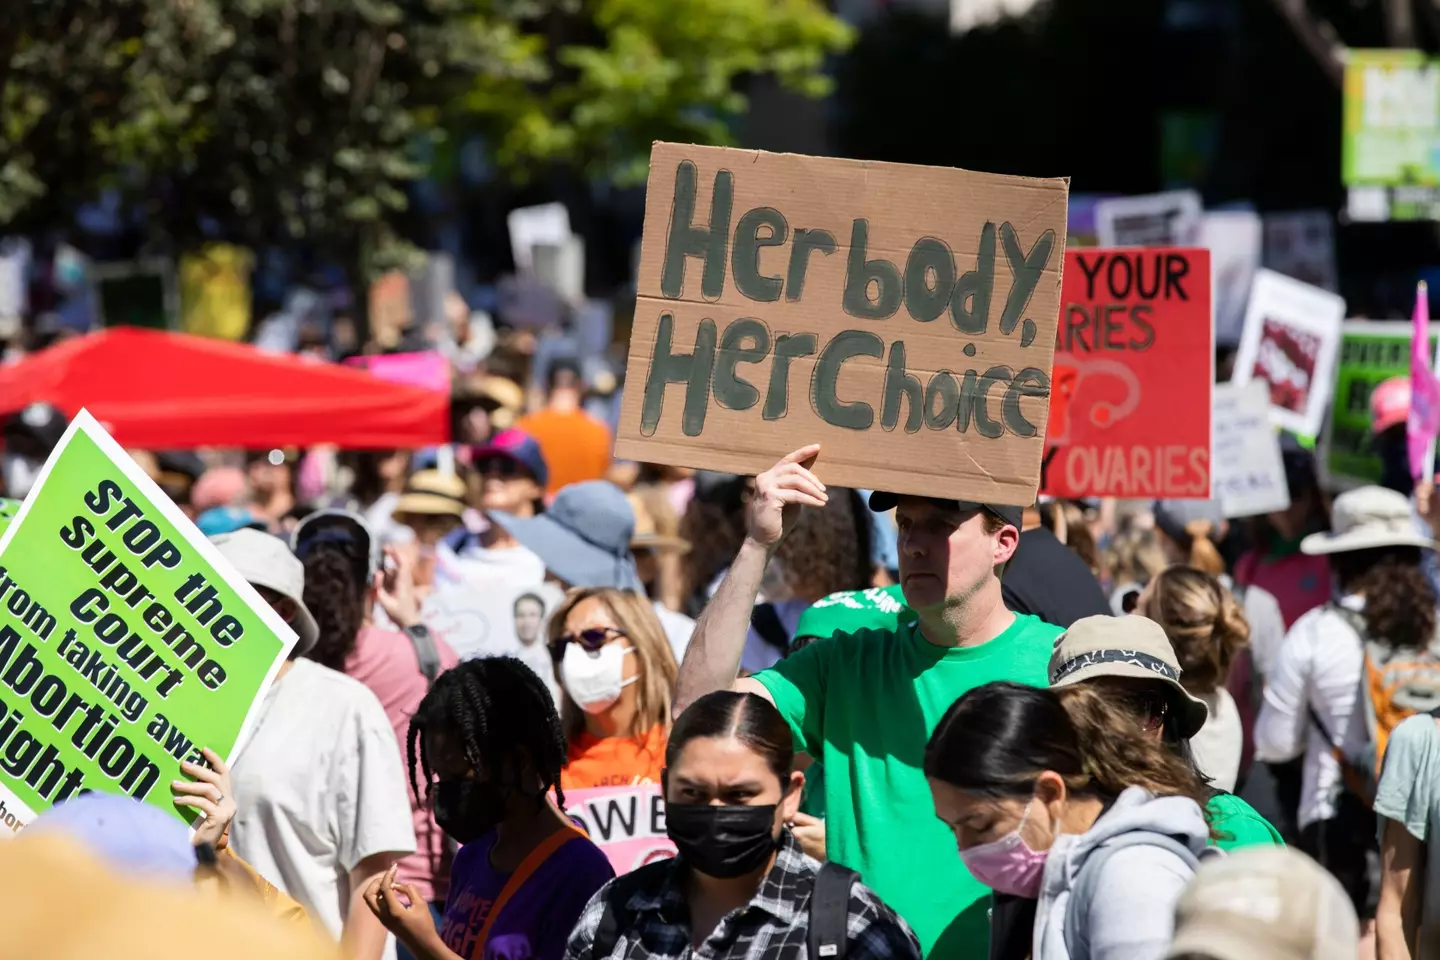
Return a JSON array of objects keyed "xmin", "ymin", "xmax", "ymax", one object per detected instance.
[{"xmin": 3, "ymin": 363, "xmax": 1440, "ymax": 960}]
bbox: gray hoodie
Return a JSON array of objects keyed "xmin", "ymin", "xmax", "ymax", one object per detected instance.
[{"xmin": 1033, "ymin": 786, "xmax": 1211, "ymax": 960}]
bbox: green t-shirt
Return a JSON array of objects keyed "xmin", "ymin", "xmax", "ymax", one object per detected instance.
[
  {"xmin": 1207, "ymin": 792, "xmax": 1284, "ymax": 850},
  {"xmin": 754, "ymin": 612, "xmax": 1062, "ymax": 958}
]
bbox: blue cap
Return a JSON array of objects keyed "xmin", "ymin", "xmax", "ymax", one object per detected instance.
[
  {"xmin": 489, "ymin": 480, "xmax": 641, "ymax": 591},
  {"xmin": 472, "ymin": 429, "xmax": 549, "ymax": 490},
  {"xmin": 195, "ymin": 506, "xmax": 266, "ymax": 537},
  {"xmin": 26, "ymin": 792, "xmax": 197, "ymax": 883}
]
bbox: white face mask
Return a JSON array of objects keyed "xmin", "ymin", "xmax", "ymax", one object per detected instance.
[
  {"xmin": 560, "ymin": 642, "xmax": 637, "ymax": 714},
  {"xmin": 1, "ymin": 453, "xmax": 41, "ymax": 499}
]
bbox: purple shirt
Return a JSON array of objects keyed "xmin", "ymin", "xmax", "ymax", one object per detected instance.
[{"xmin": 440, "ymin": 829, "xmax": 615, "ymax": 960}]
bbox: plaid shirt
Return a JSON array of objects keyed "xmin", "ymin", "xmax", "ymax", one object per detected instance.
[{"xmin": 565, "ymin": 830, "xmax": 921, "ymax": 960}]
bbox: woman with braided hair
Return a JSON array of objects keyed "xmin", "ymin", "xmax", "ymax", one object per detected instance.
[{"xmin": 364, "ymin": 657, "xmax": 614, "ymax": 960}]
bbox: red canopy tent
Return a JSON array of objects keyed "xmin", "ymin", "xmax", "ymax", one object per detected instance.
[{"xmin": 0, "ymin": 327, "xmax": 449, "ymax": 449}]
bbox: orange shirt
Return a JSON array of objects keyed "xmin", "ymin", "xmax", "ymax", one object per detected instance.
[
  {"xmin": 517, "ymin": 408, "xmax": 612, "ymax": 495},
  {"xmin": 560, "ymin": 724, "xmax": 668, "ymax": 790}
]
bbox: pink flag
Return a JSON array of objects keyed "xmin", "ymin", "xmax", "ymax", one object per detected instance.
[
  {"xmin": 343, "ymin": 350, "xmax": 450, "ymax": 394},
  {"xmin": 1409, "ymin": 280, "xmax": 1440, "ymax": 480}
]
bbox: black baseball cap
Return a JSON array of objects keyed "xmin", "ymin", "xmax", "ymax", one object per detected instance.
[{"xmin": 867, "ymin": 491, "xmax": 1023, "ymax": 530}]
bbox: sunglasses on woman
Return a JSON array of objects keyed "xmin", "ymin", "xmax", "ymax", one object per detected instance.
[
  {"xmin": 1116, "ymin": 689, "xmax": 1170, "ymax": 732},
  {"xmin": 549, "ymin": 627, "xmax": 627, "ymax": 662}
]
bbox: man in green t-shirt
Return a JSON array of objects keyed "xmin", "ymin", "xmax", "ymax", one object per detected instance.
[{"xmin": 675, "ymin": 446, "xmax": 1063, "ymax": 958}]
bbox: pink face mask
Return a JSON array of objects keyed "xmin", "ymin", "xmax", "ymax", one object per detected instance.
[{"xmin": 958, "ymin": 799, "xmax": 1051, "ymax": 898}]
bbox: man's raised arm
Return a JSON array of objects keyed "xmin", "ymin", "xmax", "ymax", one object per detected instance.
[{"xmin": 673, "ymin": 444, "xmax": 827, "ymax": 712}]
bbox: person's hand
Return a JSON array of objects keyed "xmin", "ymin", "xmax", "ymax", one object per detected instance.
[
  {"xmin": 790, "ymin": 812, "xmax": 827, "ymax": 862},
  {"xmin": 376, "ymin": 545, "xmax": 423, "ymax": 629},
  {"xmin": 1419, "ymin": 480, "xmax": 1440, "ymax": 540},
  {"xmin": 364, "ymin": 864, "xmax": 438, "ymax": 951},
  {"xmin": 173, "ymin": 747, "xmax": 237, "ymax": 851},
  {"xmin": 746, "ymin": 445, "xmax": 827, "ymax": 549}
]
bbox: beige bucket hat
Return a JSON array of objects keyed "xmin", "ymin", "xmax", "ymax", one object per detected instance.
[{"xmin": 1049, "ymin": 614, "xmax": 1210, "ymax": 738}]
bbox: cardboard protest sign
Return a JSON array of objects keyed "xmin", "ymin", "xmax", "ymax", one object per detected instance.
[
  {"xmin": 1231, "ymin": 269, "xmax": 1346, "ymax": 438},
  {"xmin": 616, "ymin": 142, "xmax": 1070, "ymax": 506},
  {"xmin": 1212, "ymin": 381, "xmax": 1291, "ymax": 518},
  {"xmin": 565, "ymin": 784, "xmax": 676, "ymax": 874},
  {"xmin": 1094, "ymin": 191, "xmax": 1203, "ymax": 248},
  {"xmin": 0, "ymin": 411, "xmax": 295, "ymax": 832},
  {"xmin": 1042, "ymin": 248, "xmax": 1212, "ymax": 499},
  {"xmin": 1322, "ymin": 320, "xmax": 1440, "ymax": 487}
]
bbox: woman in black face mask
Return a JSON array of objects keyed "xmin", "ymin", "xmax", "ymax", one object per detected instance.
[
  {"xmin": 564, "ymin": 690, "xmax": 919, "ymax": 960},
  {"xmin": 364, "ymin": 657, "xmax": 615, "ymax": 960}
]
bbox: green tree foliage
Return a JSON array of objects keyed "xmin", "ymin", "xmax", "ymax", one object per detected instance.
[{"xmin": 0, "ymin": 0, "xmax": 851, "ymax": 277}]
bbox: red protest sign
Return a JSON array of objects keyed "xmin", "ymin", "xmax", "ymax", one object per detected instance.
[{"xmin": 1042, "ymin": 248, "xmax": 1212, "ymax": 498}]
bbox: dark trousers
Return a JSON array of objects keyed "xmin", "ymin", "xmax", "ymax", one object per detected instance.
[{"xmin": 1297, "ymin": 795, "xmax": 1378, "ymax": 920}]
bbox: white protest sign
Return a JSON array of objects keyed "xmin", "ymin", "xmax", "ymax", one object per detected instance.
[
  {"xmin": 532, "ymin": 236, "xmax": 586, "ymax": 302},
  {"xmin": 1212, "ymin": 381, "xmax": 1291, "ymax": 518},
  {"xmin": 507, "ymin": 203, "xmax": 572, "ymax": 274},
  {"xmin": 1201, "ymin": 210, "xmax": 1262, "ymax": 345},
  {"xmin": 1095, "ymin": 191, "xmax": 1203, "ymax": 248},
  {"xmin": 1230, "ymin": 269, "xmax": 1346, "ymax": 438}
]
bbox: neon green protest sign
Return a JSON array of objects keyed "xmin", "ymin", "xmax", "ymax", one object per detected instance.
[{"xmin": 0, "ymin": 411, "xmax": 295, "ymax": 832}]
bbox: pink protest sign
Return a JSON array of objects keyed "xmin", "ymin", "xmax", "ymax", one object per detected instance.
[
  {"xmin": 564, "ymin": 783, "xmax": 676, "ymax": 874},
  {"xmin": 344, "ymin": 350, "xmax": 450, "ymax": 394}
]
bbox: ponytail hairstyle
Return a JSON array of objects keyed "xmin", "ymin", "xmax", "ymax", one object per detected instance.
[
  {"xmin": 1179, "ymin": 520, "xmax": 1226, "ymax": 578},
  {"xmin": 1145, "ymin": 566, "xmax": 1250, "ymax": 694},
  {"xmin": 925, "ymin": 681, "xmax": 1214, "ymax": 834},
  {"xmin": 300, "ymin": 539, "xmax": 368, "ymax": 671}
]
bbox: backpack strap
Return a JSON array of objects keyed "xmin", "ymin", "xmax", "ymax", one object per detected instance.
[
  {"xmin": 475, "ymin": 826, "xmax": 583, "ymax": 956},
  {"xmin": 591, "ymin": 869, "xmax": 659, "ymax": 959},
  {"xmin": 750, "ymin": 603, "xmax": 791, "ymax": 655},
  {"xmin": 402, "ymin": 623, "xmax": 443, "ymax": 685},
  {"xmin": 1063, "ymin": 832, "xmax": 1205, "ymax": 960},
  {"xmin": 808, "ymin": 861, "xmax": 859, "ymax": 960}
]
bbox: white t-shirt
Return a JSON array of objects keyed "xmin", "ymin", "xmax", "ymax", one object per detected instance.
[
  {"xmin": 230, "ymin": 659, "xmax": 417, "ymax": 946},
  {"xmin": 1190, "ymin": 688, "xmax": 1243, "ymax": 792},
  {"xmin": 1254, "ymin": 597, "xmax": 1367, "ymax": 829}
]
